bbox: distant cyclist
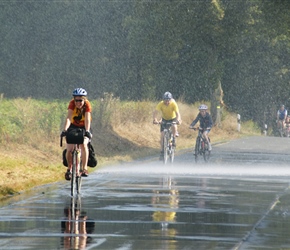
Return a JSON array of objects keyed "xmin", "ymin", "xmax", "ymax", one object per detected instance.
[
  {"xmin": 189, "ymin": 104, "xmax": 213, "ymax": 151},
  {"xmin": 277, "ymin": 104, "xmax": 287, "ymax": 133},
  {"xmin": 61, "ymin": 88, "xmax": 92, "ymax": 180},
  {"xmin": 153, "ymin": 92, "xmax": 182, "ymax": 160},
  {"xmin": 285, "ymin": 115, "xmax": 290, "ymax": 137}
]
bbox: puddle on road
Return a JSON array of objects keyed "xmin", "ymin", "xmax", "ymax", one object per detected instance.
[{"xmin": 1, "ymin": 161, "xmax": 290, "ymax": 249}]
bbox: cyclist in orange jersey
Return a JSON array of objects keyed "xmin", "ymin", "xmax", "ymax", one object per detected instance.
[{"xmin": 61, "ymin": 88, "xmax": 92, "ymax": 180}]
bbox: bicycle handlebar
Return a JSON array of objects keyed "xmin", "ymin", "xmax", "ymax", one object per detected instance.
[
  {"xmin": 189, "ymin": 127, "xmax": 204, "ymax": 131},
  {"xmin": 153, "ymin": 121, "xmax": 179, "ymax": 125}
]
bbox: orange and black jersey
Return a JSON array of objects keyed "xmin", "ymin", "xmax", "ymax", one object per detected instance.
[{"xmin": 68, "ymin": 99, "xmax": 92, "ymax": 127}]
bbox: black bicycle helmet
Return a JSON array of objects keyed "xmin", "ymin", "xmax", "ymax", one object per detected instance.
[
  {"xmin": 72, "ymin": 88, "xmax": 87, "ymax": 96},
  {"xmin": 163, "ymin": 92, "xmax": 172, "ymax": 100}
]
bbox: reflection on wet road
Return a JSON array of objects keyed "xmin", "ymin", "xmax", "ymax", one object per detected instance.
[{"xmin": 1, "ymin": 136, "xmax": 290, "ymax": 249}]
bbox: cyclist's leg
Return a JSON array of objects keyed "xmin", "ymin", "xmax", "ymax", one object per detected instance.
[
  {"xmin": 170, "ymin": 118, "xmax": 178, "ymax": 146},
  {"xmin": 80, "ymin": 137, "xmax": 90, "ymax": 177},
  {"xmin": 172, "ymin": 124, "xmax": 177, "ymax": 136},
  {"xmin": 277, "ymin": 120, "xmax": 282, "ymax": 130},
  {"xmin": 65, "ymin": 144, "xmax": 74, "ymax": 180},
  {"xmin": 282, "ymin": 120, "xmax": 286, "ymax": 132},
  {"xmin": 66, "ymin": 144, "xmax": 74, "ymax": 171},
  {"xmin": 170, "ymin": 118, "xmax": 178, "ymax": 137},
  {"xmin": 277, "ymin": 120, "xmax": 284, "ymax": 136}
]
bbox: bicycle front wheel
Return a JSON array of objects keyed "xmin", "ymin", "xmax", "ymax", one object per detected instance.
[
  {"xmin": 76, "ymin": 176, "xmax": 82, "ymax": 195},
  {"xmin": 71, "ymin": 151, "xmax": 78, "ymax": 197},
  {"xmin": 194, "ymin": 138, "xmax": 200, "ymax": 163},
  {"xmin": 163, "ymin": 132, "xmax": 169, "ymax": 164},
  {"xmin": 169, "ymin": 143, "xmax": 175, "ymax": 163},
  {"xmin": 203, "ymin": 144, "xmax": 210, "ymax": 162},
  {"xmin": 280, "ymin": 129, "xmax": 284, "ymax": 137}
]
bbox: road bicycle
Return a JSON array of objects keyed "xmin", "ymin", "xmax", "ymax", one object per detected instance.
[
  {"xmin": 61, "ymin": 137, "xmax": 82, "ymax": 197},
  {"xmin": 161, "ymin": 121, "xmax": 176, "ymax": 164},
  {"xmin": 191, "ymin": 127, "xmax": 210, "ymax": 163}
]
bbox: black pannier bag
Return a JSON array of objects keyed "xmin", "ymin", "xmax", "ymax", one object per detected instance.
[
  {"xmin": 87, "ymin": 142, "xmax": 97, "ymax": 167},
  {"xmin": 62, "ymin": 149, "xmax": 68, "ymax": 167},
  {"xmin": 65, "ymin": 127, "xmax": 85, "ymax": 144},
  {"xmin": 62, "ymin": 142, "xmax": 97, "ymax": 168}
]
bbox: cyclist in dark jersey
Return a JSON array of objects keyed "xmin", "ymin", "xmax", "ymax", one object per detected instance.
[
  {"xmin": 189, "ymin": 104, "xmax": 213, "ymax": 151},
  {"xmin": 277, "ymin": 104, "xmax": 287, "ymax": 132}
]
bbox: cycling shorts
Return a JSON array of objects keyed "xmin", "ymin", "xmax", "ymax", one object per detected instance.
[
  {"xmin": 204, "ymin": 129, "xmax": 211, "ymax": 134},
  {"xmin": 160, "ymin": 118, "xmax": 177, "ymax": 132}
]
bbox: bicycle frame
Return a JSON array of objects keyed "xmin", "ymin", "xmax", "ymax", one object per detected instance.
[{"xmin": 162, "ymin": 122, "xmax": 176, "ymax": 164}]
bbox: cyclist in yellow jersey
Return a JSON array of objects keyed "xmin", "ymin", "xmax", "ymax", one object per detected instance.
[{"xmin": 153, "ymin": 92, "xmax": 182, "ymax": 160}]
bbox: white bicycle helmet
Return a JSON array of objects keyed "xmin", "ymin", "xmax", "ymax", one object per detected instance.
[
  {"xmin": 199, "ymin": 104, "xmax": 208, "ymax": 110},
  {"xmin": 72, "ymin": 88, "xmax": 87, "ymax": 96},
  {"xmin": 163, "ymin": 92, "xmax": 173, "ymax": 100}
]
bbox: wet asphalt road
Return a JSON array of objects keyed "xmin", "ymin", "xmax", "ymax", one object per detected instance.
[{"xmin": 1, "ymin": 136, "xmax": 290, "ymax": 249}]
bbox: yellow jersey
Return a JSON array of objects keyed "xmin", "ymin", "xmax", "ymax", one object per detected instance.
[{"xmin": 156, "ymin": 99, "xmax": 179, "ymax": 120}]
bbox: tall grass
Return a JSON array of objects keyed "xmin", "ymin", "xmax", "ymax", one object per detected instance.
[
  {"xmin": 0, "ymin": 96, "xmax": 260, "ymax": 146},
  {"xmin": 0, "ymin": 98, "xmax": 66, "ymax": 144}
]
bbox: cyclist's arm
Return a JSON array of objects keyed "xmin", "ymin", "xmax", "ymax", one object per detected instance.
[
  {"xmin": 173, "ymin": 102, "xmax": 181, "ymax": 124},
  {"xmin": 189, "ymin": 115, "xmax": 199, "ymax": 128},
  {"xmin": 63, "ymin": 109, "xmax": 73, "ymax": 131},
  {"xmin": 153, "ymin": 109, "xmax": 159, "ymax": 123},
  {"xmin": 85, "ymin": 111, "xmax": 91, "ymax": 132},
  {"xmin": 175, "ymin": 110, "xmax": 181, "ymax": 124}
]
